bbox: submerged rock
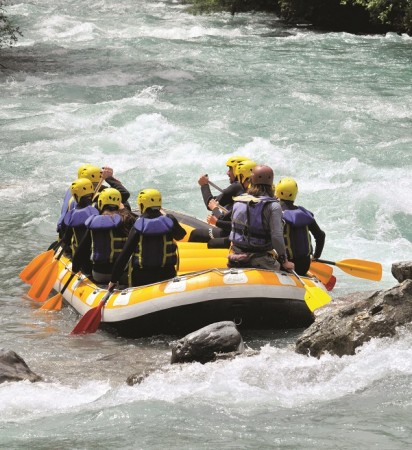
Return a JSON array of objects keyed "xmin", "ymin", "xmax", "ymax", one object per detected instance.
[
  {"xmin": 295, "ymin": 278, "xmax": 412, "ymax": 358},
  {"xmin": 170, "ymin": 321, "xmax": 244, "ymax": 364},
  {"xmin": 0, "ymin": 349, "xmax": 42, "ymax": 384}
]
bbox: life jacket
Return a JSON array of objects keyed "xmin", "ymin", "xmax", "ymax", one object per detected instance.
[
  {"xmin": 282, "ymin": 206, "xmax": 315, "ymax": 259},
  {"xmin": 85, "ymin": 214, "xmax": 127, "ymax": 264},
  {"xmin": 63, "ymin": 205, "xmax": 99, "ymax": 254},
  {"xmin": 229, "ymin": 195, "xmax": 277, "ymax": 252},
  {"xmin": 131, "ymin": 215, "xmax": 177, "ymax": 268},
  {"xmin": 56, "ymin": 189, "xmax": 77, "ymax": 232}
]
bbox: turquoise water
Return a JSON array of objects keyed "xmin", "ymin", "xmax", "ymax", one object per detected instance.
[{"xmin": 1, "ymin": 0, "xmax": 412, "ymax": 448}]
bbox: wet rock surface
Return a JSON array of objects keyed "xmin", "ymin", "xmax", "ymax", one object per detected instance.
[{"xmin": 0, "ymin": 349, "xmax": 42, "ymax": 384}]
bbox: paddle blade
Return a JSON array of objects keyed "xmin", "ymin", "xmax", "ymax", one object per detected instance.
[
  {"xmin": 70, "ymin": 302, "xmax": 104, "ymax": 335},
  {"xmin": 27, "ymin": 260, "xmax": 59, "ymax": 302},
  {"xmin": 325, "ymin": 275, "xmax": 337, "ymax": 292},
  {"xmin": 19, "ymin": 249, "xmax": 54, "ymax": 285},
  {"xmin": 309, "ymin": 261, "xmax": 334, "ymax": 285},
  {"xmin": 336, "ymin": 259, "xmax": 382, "ymax": 281},
  {"xmin": 40, "ymin": 293, "xmax": 63, "ymax": 311},
  {"xmin": 304, "ymin": 285, "xmax": 332, "ymax": 312}
]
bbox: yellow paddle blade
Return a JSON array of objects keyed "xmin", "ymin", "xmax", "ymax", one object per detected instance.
[
  {"xmin": 309, "ymin": 261, "xmax": 334, "ymax": 285},
  {"xmin": 40, "ymin": 293, "xmax": 63, "ymax": 311},
  {"xmin": 19, "ymin": 249, "xmax": 54, "ymax": 285},
  {"xmin": 303, "ymin": 285, "xmax": 332, "ymax": 312},
  {"xmin": 336, "ymin": 259, "xmax": 382, "ymax": 281},
  {"xmin": 27, "ymin": 260, "xmax": 58, "ymax": 302}
]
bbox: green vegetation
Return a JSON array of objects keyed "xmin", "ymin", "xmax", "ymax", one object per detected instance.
[
  {"xmin": 185, "ymin": 0, "xmax": 412, "ymax": 34},
  {"xmin": 0, "ymin": 1, "xmax": 22, "ymax": 49}
]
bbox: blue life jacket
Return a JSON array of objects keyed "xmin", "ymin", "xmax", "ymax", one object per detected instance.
[
  {"xmin": 131, "ymin": 215, "xmax": 177, "ymax": 268},
  {"xmin": 230, "ymin": 196, "xmax": 277, "ymax": 252},
  {"xmin": 56, "ymin": 189, "xmax": 77, "ymax": 232},
  {"xmin": 85, "ymin": 214, "xmax": 126, "ymax": 264},
  {"xmin": 282, "ymin": 206, "xmax": 315, "ymax": 259},
  {"xmin": 63, "ymin": 205, "xmax": 99, "ymax": 254}
]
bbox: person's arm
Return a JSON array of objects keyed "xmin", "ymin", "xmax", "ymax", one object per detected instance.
[
  {"xmin": 167, "ymin": 214, "xmax": 187, "ymax": 241},
  {"xmin": 110, "ymin": 228, "xmax": 137, "ymax": 283},
  {"xmin": 267, "ymin": 203, "xmax": 294, "ymax": 269},
  {"xmin": 309, "ymin": 220, "xmax": 326, "ymax": 259}
]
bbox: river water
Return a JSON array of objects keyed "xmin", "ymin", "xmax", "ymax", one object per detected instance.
[{"xmin": 1, "ymin": 0, "xmax": 412, "ymax": 448}]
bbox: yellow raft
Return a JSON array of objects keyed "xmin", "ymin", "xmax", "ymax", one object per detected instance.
[{"xmin": 44, "ymin": 210, "xmax": 328, "ymax": 337}]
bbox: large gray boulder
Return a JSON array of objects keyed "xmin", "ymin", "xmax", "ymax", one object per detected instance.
[
  {"xmin": 295, "ymin": 278, "xmax": 412, "ymax": 358},
  {"xmin": 170, "ymin": 321, "xmax": 244, "ymax": 364},
  {"xmin": 392, "ymin": 261, "xmax": 412, "ymax": 283},
  {"xmin": 0, "ymin": 349, "xmax": 42, "ymax": 384}
]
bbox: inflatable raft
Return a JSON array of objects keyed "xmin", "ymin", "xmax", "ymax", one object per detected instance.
[{"xmin": 49, "ymin": 244, "xmax": 324, "ymax": 338}]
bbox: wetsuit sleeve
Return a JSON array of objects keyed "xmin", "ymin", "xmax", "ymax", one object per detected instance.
[
  {"xmin": 200, "ymin": 184, "xmax": 214, "ymax": 209},
  {"xmin": 266, "ymin": 202, "xmax": 287, "ymax": 259},
  {"xmin": 201, "ymin": 182, "xmax": 242, "ymax": 210},
  {"xmin": 168, "ymin": 214, "xmax": 187, "ymax": 241},
  {"xmin": 110, "ymin": 228, "xmax": 138, "ymax": 283},
  {"xmin": 72, "ymin": 230, "xmax": 92, "ymax": 273},
  {"xmin": 216, "ymin": 211, "xmax": 232, "ymax": 231},
  {"xmin": 309, "ymin": 220, "xmax": 326, "ymax": 259}
]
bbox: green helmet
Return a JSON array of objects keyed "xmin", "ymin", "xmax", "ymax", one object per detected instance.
[
  {"xmin": 275, "ymin": 177, "xmax": 298, "ymax": 201},
  {"xmin": 137, "ymin": 189, "xmax": 162, "ymax": 213},
  {"xmin": 70, "ymin": 178, "xmax": 94, "ymax": 202},
  {"xmin": 98, "ymin": 188, "xmax": 121, "ymax": 211},
  {"xmin": 234, "ymin": 160, "xmax": 257, "ymax": 184}
]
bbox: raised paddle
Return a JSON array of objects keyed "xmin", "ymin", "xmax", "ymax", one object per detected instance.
[
  {"xmin": 316, "ymin": 258, "xmax": 382, "ymax": 281},
  {"xmin": 19, "ymin": 249, "xmax": 55, "ymax": 285},
  {"xmin": 208, "ymin": 180, "xmax": 224, "ymax": 193},
  {"xmin": 27, "ymin": 246, "xmax": 66, "ymax": 302},
  {"xmin": 40, "ymin": 272, "xmax": 76, "ymax": 311},
  {"xmin": 291, "ymin": 269, "xmax": 332, "ymax": 312},
  {"xmin": 70, "ymin": 286, "xmax": 115, "ymax": 335}
]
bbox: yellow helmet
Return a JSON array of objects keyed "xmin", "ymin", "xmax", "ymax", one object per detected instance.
[
  {"xmin": 225, "ymin": 155, "xmax": 249, "ymax": 169},
  {"xmin": 77, "ymin": 163, "xmax": 92, "ymax": 178},
  {"xmin": 70, "ymin": 178, "xmax": 94, "ymax": 202},
  {"xmin": 137, "ymin": 189, "xmax": 162, "ymax": 213},
  {"xmin": 275, "ymin": 177, "xmax": 298, "ymax": 201},
  {"xmin": 234, "ymin": 160, "xmax": 257, "ymax": 184},
  {"xmin": 98, "ymin": 188, "xmax": 121, "ymax": 211},
  {"xmin": 78, "ymin": 165, "xmax": 102, "ymax": 184}
]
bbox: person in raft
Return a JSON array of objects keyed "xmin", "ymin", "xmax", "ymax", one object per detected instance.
[
  {"xmin": 189, "ymin": 155, "xmax": 250, "ymax": 243},
  {"xmin": 228, "ymin": 165, "xmax": 295, "ymax": 272},
  {"xmin": 71, "ymin": 188, "xmax": 136, "ymax": 284},
  {"xmin": 60, "ymin": 178, "xmax": 99, "ymax": 266},
  {"xmin": 275, "ymin": 177, "xmax": 325, "ymax": 276},
  {"xmin": 206, "ymin": 159, "xmax": 258, "ymax": 249},
  {"xmin": 108, "ymin": 189, "xmax": 187, "ymax": 288},
  {"xmin": 79, "ymin": 164, "xmax": 132, "ymax": 211}
]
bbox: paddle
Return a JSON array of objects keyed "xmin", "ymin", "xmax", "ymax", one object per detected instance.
[
  {"xmin": 27, "ymin": 246, "xmax": 66, "ymax": 302},
  {"xmin": 19, "ymin": 249, "xmax": 55, "ymax": 285},
  {"xmin": 316, "ymin": 258, "xmax": 382, "ymax": 281},
  {"xmin": 40, "ymin": 272, "xmax": 76, "ymax": 311},
  {"xmin": 291, "ymin": 269, "xmax": 332, "ymax": 312},
  {"xmin": 92, "ymin": 177, "xmax": 104, "ymax": 202},
  {"xmin": 70, "ymin": 286, "xmax": 115, "ymax": 335},
  {"xmin": 208, "ymin": 180, "xmax": 224, "ymax": 193}
]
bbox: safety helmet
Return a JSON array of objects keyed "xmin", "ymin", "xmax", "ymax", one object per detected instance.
[
  {"xmin": 225, "ymin": 155, "xmax": 249, "ymax": 169},
  {"xmin": 275, "ymin": 177, "xmax": 298, "ymax": 201},
  {"xmin": 78, "ymin": 165, "xmax": 102, "ymax": 184},
  {"xmin": 77, "ymin": 163, "xmax": 92, "ymax": 179},
  {"xmin": 137, "ymin": 188, "xmax": 162, "ymax": 213},
  {"xmin": 250, "ymin": 165, "xmax": 274, "ymax": 186},
  {"xmin": 235, "ymin": 160, "xmax": 257, "ymax": 184},
  {"xmin": 98, "ymin": 188, "xmax": 121, "ymax": 211},
  {"xmin": 70, "ymin": 178, "xmax": 94, "ymax": 202}
]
